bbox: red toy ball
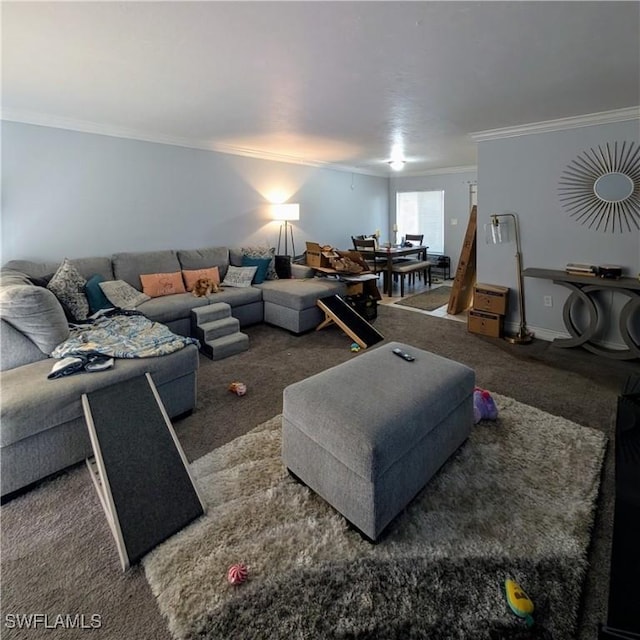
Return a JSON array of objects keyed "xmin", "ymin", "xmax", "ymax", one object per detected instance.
[{"xmin": 227, "ymin": 563, "xmax": 248, "ymax": 585}]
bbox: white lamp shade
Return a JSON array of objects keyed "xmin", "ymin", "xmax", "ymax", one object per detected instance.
[{"xmin": 271, "ymin": 203, "xmax": 300, "ymax": 221}]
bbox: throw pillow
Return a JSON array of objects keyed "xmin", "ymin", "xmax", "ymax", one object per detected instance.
[
  {"xmin": 84, "ymin": 274, "xmax": 113, "ymax": 314},
  {"xmin": 139, "ymin": 271, "xmax": 186, "ymax": 298},
  {"xmin": 182, "ymin": 267, "xmax": 221, "ymax": 292},
  {"xmin": 222, "ymin": 265, "xmax": 257, "ymax": 288},
  {"xmin": 0, "ymin": 284, "xmax": 70, "ymax": 355},
  {"xmin": 46, "ymin": 258, "xmax": 90, "ymax": 322},
  {"xmin": 241, "ymin": 256, "xmax": 271, "ymax": 284},
  {"xmin": 99, "ymin": 280, "xmax": 150, "ymax": 309},
  {"xmin": 241, "ymin": 246, "xmax": 278, "ymax": 280}
]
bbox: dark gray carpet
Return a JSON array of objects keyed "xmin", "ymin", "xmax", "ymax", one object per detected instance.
[{"xmin": 1, "ymin": 304, "xmax": 635, "ymax": 639}]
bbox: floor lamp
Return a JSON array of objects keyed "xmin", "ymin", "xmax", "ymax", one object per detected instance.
[
  {"xmin": 272, "ymin": 203, "xmax": 299, "ymax": 258},
  {"xmin": 488, "ymin": 213, "xmax": 533, "ymax": 344}
]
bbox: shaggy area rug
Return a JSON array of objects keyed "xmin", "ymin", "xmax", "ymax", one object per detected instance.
[
  {"xmin": 393, "ymin": 285, "xmax": 452, "ymax": 311},
  {"xmin": 143, "ymin": 394, "xmax": 606, "ymax": 640}
]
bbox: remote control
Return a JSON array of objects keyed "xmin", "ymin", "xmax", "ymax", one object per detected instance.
[{"xmin": 392, "ymin": 347, "xmax": 415, "ymax": 362}]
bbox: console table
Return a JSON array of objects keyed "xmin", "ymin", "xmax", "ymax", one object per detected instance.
[{"xmin": 523, "ymin": 268, "xmax": 640, "ymax": 360}]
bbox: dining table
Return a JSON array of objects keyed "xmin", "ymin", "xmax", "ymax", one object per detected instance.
[{"xmin": 356, "ymin": 244, "xmax": 429, "ymax": 296}]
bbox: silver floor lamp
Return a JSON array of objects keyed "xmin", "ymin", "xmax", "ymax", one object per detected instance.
[{"xmin": 488, "ymin": 213, "xmax": 534, "ymax": 345}]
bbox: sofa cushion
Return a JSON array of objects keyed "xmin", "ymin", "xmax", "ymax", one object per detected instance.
[
  {"xmin": 112, "ymin": 250, "xmax": 182, "ymax": 289},
  {"xmin": 4, "ymin": 257, "xmax": 114, "ymax": 281},
  {"xmin": 222, "ymin": 266, "xmax": 257, "ymax": 288},
  {"xmin": 84, "ymin": 274, "xmax": 113, "ymax": 314},
  {"xmin": 99, "ymin": 280, "xmax": 150, "ymax": 309},
  {"xmin": 0, "ymin": 344, "xmax": 199, "ymax": 447},
  {"xmin": 136, "ymin": 292, "xmax": 212, "ymax": 324},
  {"xmin": 258, "ymin": 278, "xmax": 347, "ymax": 310},
  {"xmin": 0, "ymin": 319, "xmax": 49, "ymax": 371},
  {"xmin": 0, "ymin": 281, "xmax": 69, "ymax": 354},
  {"xmin": 177, "ymin": 247, "xmax": 230, "ymax": 279},
  {"xmin": 140, "ymin": 271, "xmax": 186, "ymax": 297},
  {"xmin": 47, "ymin": 259, "xmax": 90, "ymax": 322},
  {"xmin": 241, "ymin": 256, "xmax": 271, "ymax": 284},
  {"xmin": 182, "ymin": 267, "xmax": 221, "ymax": 292},
  {"xmin": 241, "ymin": 246, "xmax": 278, "ymax": 280}
]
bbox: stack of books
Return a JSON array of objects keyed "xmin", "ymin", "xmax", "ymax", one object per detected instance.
[{"xmin": 565, "ymin": 263, "xmax": 597, "ymax": 277}]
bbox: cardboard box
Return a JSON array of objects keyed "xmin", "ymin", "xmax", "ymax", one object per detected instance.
[
  {"xmin": 346, "ymin": 282, "xmax": 364, "ymax": 297},
  {"xmin": 467, "ymin": 309, "xmax": 503, "ymax": 338},
  {"xmin": 473, "ymin": 283, "xmax": 509, "ymax": 316},
  {"xmin": 305, "ymin": 242, "xmax": 338, "ymax": 268}
]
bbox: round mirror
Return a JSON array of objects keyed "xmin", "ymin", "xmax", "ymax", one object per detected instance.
[{"xmin": 593, "ymin": 172, "xmax": 634, "ymax": 203}]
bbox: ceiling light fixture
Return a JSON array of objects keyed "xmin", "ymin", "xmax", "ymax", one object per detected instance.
[{"xmin": 389, "ymin": 160, "xmax": 406, "ymax": 171}]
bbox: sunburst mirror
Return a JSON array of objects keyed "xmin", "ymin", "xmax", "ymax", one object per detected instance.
[{"xmin": 558, "ymin": 141, "xmax": 640, "ymax": 232}]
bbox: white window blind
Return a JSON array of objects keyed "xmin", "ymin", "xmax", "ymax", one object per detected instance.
[{"xmin": 396, "ymin": 190, "xmax": 444, "ymax": 254}]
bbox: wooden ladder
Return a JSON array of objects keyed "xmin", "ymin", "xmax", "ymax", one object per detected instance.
[{"xmin": 447, "ymin": 205, "xmax": 477, "ymax": 315}]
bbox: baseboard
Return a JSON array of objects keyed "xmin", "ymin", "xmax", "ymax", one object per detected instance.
[{"xmin": 505, "ymin": 321, "xmax": 629, "ymax": 350}]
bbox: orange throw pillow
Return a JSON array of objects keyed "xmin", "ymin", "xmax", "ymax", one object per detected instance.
[
  {"xmin": 181, "ymin": 267, "xmax": 221, "ymax": 292},
  {"xmin": 140, "ymin": 272, "xmax": 186, "ymax": 298}
]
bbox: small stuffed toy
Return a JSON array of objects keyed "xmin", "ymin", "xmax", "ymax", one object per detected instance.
[
  {"xmin": 473, "ymin": 387, "xmax": 498, "ymax": 424},
  {"xmin": 228, "ymin": 381, "xmax": 247, "ymax": 396}
]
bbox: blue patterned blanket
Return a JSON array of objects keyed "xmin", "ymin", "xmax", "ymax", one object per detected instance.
[{"xmin": 51, "ymin": 313, "xmax": 198, "ymax": 359}]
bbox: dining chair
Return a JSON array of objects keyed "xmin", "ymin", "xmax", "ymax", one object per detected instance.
[
  {"xmin": 400, "ymin": 234, "xmax": 428, "ymax": 283},
  {"xmin": 351, "ymin": 237, "xmax": 385, "ymax": 276}
]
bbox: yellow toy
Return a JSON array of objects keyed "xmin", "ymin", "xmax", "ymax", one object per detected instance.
[{"xmin": 505, "ymin": 578, "xmax": 534, "ymax": 627}]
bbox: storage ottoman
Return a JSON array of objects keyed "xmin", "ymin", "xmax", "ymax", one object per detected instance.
[{"xmin": 282, "ymin": 341, "xmax": 475, "ymax": 541}]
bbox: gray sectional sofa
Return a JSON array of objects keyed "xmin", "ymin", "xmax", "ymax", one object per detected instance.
[{"xmin": 1, "ymin": 246, "xmax": 347, "ymax": 498}]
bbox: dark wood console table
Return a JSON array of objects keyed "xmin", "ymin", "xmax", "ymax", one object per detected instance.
[{"xmin": 523, "ymin": 268, "xmax": 640, "ymax": 360}]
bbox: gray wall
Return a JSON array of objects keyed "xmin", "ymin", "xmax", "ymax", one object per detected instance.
[
  {"xmin": 478, "ymin": 119, "xmax": 640, "ymax": 346},
  {"xmin": 389, "ymin": 170, "xmax": 477, "ymax": 276},
  {"xmin": 1, "ymin": 122, "xmax": 389, "ymax": 262}
]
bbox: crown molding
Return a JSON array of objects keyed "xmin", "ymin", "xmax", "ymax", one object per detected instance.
[
  {"xmin": 0, "ymin": 108, "xmax": 386, "ymax": 177},
  {"xmin": 397, "ymin": 164, "xmax": 478, "ymax": 178},
  {"xmin": 470, "ymin": 106, "xmax": 640, "ymax": 142}
]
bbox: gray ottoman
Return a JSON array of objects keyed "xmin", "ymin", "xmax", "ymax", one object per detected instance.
[{"xmin": 282, "ymin": 341, "xmax": 475, "ymax": 541}]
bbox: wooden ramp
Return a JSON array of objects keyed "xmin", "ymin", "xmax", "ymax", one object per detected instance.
[
  {"xmin": 316, "ymin": 295, "xmax": 384, "ymax": 349},
  {"xmin": 447, "ymin": 205, "xmax": 477, "ymax": 315},
  {"xmin": 83, "ymin": 373, "xmax": 205, "ymax": 571}
]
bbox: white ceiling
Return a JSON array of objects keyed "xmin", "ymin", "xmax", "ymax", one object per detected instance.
[{"xmin": 2, "ymin": 1, "xmax": 639, "ymax": 176}]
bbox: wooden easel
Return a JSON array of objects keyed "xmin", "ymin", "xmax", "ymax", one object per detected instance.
[
  {"xmin": 316, "ymin": 295, "xmax": 384, "ymax": 349},
  {"xmin": 447, "ymin": 205, "xmax": 477, "ymax": 315}
]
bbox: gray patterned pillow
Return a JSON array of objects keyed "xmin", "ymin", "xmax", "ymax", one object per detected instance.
[
  {"xmin": 241, "ymin": 246, "xmax": 278, "ymax": 280},
  {"xmin": 222, "ymin": 265, "xmax": 257, "ymax": 288},
  {"xmin": 47, "ymin": 258, "xmax": 90, "ymax": 322},
  {"xmin": 99, "ymin": 280, "xmax": 150, "ymax": 309}
]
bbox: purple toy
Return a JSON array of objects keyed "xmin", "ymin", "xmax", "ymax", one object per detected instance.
[{"xmin": 473, "ymin": 387, "xmax": 498, "ymax": 424}]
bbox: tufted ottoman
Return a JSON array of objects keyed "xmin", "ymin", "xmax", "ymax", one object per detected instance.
[{"xmin": 282, "ymin": 341, "xmax": 475, "ymax": 541}]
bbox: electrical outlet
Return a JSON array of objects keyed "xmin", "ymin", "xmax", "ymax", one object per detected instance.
[{"xmin": 543, "ymin": 295, "xmax": 553, "ymax": 307}]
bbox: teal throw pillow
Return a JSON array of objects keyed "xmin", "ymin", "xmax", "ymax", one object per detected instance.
[
  {"xmin": 241, "ymin": 256, "xmax": 271, "ymax": 284},
  {"xmin": 84, "ymin": 274, "xmax": 113, "ymax": 314}
]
